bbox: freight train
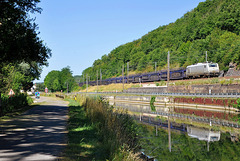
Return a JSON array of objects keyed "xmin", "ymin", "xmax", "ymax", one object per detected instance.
[{"xmin": 79, "ymin": 62, "xmax": 220, "ymax": 87}]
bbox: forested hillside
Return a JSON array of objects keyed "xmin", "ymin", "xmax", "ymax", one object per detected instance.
[{"xmin": 82, "ymin": 0, "xmax": 240, "ymax": 81}]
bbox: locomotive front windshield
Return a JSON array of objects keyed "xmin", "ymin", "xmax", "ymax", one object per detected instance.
[{"xmin": 209, "ymin": 63, "xmax": 217, "ymax": 67}]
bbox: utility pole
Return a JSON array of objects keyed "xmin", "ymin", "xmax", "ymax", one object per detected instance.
[
  {"xmin": 97, "ymin": 70, "xmax": 98, "ymax": 93},
  {"xmin": 122, "ymin": 64, "xmax": 124, "ymax": 91},
  {"xmin": 86, "ymin": 74, "xmax": 88, "ymax": 92},
  {"xmin": 127, "ymin": 62, "xmax": 129, "ymax": 84},
  {"xmin": 89, "ymin": 76, "xmax": 90, "ymax": 88},
  {"xmin": 100, "ymin": 69, "xmax": 102, "ymax": 85},
  {"xmin": 167, "ymin": 51, "xmax": 170, "ymax": 88},
  {"xmin": 83, "ymin": 75, "xmax": 84, "ymax": 85},
  {"xmin": 207, "ymin": 128, "xmax": 210, "ymax": 151},
  {"xmin": 67, "ymin": 82, "xmax": 68, "ymax": 93},
  {"xmin": 205, "ymin": 51, "xmax": 208, "ymax": 63},
  {"xmin": 155, "ymin": 62, "xmax": 157, "ymax": 72},
  {"xmin": 168, "ymin": 114, "xmax": 171, "ymax": 152}
]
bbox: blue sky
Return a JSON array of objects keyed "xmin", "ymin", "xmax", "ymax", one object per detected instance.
[{"xmin": 34, "ymin": 0, "xmax": 205, "ymax": 82}]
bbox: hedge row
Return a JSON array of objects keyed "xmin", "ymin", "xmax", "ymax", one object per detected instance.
[{"xmin": 0, "ymin": 94, "xmax": 33, "ymax": 116}]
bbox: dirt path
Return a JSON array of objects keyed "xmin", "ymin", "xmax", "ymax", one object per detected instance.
[{"xmin": 0, "ymin": 96, "xmax": 68, "ymax": 161}]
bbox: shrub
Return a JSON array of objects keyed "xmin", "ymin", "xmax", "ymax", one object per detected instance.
[
  {"xmin": 82, "ymin": 96, "xmax": 139, "ymax": 160},
  {"xmin": 220, "ymin": 79, "xmax": 226, "ymax": 85},
  {"xmin": 211, "ymin": 78, "xmax": 219, "ymax": 84},
  {"xmin": 0, "ymin": 93, "xmax": 32, "ymax": 116},
  {"xmin": 229, "ymin": 78, "xmax": 234, "ymax": 84},
  {"xmin": 159, "ymin": 80, "xmax": 166, "ymax": 86},
  {"xmin": 81, "ymin": 84, "xmax": 87, "ymax": 90}
]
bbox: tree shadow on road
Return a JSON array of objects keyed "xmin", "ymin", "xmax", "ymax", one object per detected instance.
[{"xmin": 0, "ymin": 104, "xmax": 68, "ymax": 161}]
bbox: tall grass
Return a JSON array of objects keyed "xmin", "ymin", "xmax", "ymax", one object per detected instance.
[
  {"xmin": 61, "ymin": 99, "xmax": 107, "ymax": 160},
  {"xmin": 82, "ymin": 96, "xmax": 139, "ymax": 160},
  {"xmin": 62, "ymin": 95, "xmax": 142, "ymax": 160}
]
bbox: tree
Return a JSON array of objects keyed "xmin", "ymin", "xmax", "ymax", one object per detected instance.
[
  {"xmin": 0, "ymin": 0, "xmax": 51, "ymax": 90},
  {"xmin": 35, "ymin": 82, "xmax": 45, "ymax": 92},
  {"xmin": 0, "ymin": 0, "xmax": 51, "ymax": 114},
  {"xmin": 53, "ymin": 79, "xmax": 61, "ymax": 92},
  {"xmin": 74, "ymin": 75, "xmax": 82, "ymax": 83},
  {"xmin": 0, "ymin": 0, "xmax": 51, "ymax": 64},
  {"xmin": 44, "ymin": 70, "xmax": 61, "ymax": 92},
  {"xmin": 60, "ymin": 66, "xmax": 77, "ymax": 92},
  {"xmin": 44, "ymin": 66, "xmax": 78, "ymax": 93},
  {"xmin": 60, "ymin": 66, "xmax": 73, "ymax": 91}
]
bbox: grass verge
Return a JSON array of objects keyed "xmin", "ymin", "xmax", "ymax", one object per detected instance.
[
  {"xmin": 61, "ymin": 96, "xmax": 142, "ymax": 161},
  {"xmin": 61, "ymin": 99, "xmax": 106, "ymax": 161}
]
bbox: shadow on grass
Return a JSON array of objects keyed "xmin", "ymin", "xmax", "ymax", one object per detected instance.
[{"xmin": 63, "ymin": 103, "xmax": 108, "ymax": 161}]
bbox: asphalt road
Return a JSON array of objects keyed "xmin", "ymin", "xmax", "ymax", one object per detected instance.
[{"xmin": 0, "ymin": 96, "xmax": 68, "ymax": 161}]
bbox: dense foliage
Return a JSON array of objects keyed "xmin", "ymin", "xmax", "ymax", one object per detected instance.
[
  {"xmin": 81, "ymin": 0, "xmax": 240, "ymax": 81},
  {"xmin": 44, "ymin": 66, "xmax": 79, "ymax": 92},
  {"xmin": 0, "ymin": 93, "xmax": 33, "ymax": 116},
  {"xmin": 0, "ymin": 0, "xmax": 51, "ymax": 94},
  {"xmin": 0, "ymin": 0, "xmax": 51, "ymax": 66},
  {"xmin": 1, "ymin": 63, "xmax": 37, "ymax": 93},
  {"xmin": 0, "ymin": 0, "xmax": 51, "ymax": 116}
]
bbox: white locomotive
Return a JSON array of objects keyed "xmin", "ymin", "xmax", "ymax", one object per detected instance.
[{"xmin": 186, "ymin": 62, "xmax": 219, "ymax": 78}]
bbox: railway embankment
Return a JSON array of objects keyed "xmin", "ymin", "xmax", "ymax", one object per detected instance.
[{"xmin": 125, "ymin": 83, "xmax": 240, "ymax": 94}]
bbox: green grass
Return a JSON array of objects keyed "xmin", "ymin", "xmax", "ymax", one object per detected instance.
[
  {"xmin": 61, "ymin": 97, "xmax": 142, "ymax": 161},
  {"xmin": 61, "ymin": 99, "xmax": 107, "ymax": 161}
]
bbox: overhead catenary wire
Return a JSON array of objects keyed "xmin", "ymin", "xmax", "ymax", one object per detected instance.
[{"xmin": 81, "ymin": 50, "xmax": 214, "ymax": 82}]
